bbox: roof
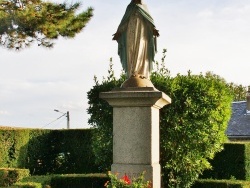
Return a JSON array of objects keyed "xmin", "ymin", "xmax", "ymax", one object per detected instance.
[{"xmin": 226, "ymin": 101, "xmax": 250, "ymax": 140}]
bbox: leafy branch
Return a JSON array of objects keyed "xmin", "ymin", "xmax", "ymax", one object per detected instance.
[{"xmin": 0, "ymin": 0, "xmax": 93, "ymax": 49}]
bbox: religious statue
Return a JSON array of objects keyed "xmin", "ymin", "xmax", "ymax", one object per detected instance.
[{"xmin": 113, "ymin": 0, "xmax": 159, "ymax": 84}]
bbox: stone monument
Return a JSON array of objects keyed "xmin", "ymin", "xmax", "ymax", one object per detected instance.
[{"xmin": 100, "ymin": 1, "xmax": 171, "ymax": 187}]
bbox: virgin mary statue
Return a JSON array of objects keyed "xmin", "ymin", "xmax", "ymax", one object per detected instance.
[{"xmin": 113, "ymin": 0, "xmax": 159, "ymax": 81}]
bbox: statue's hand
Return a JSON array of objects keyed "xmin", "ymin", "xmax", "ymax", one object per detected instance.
[
  {"xmin": 112, "ymin": 32, "xmax": 121, "ymax": 40},
  {"xmin": 153, "ymin": 28, "xmax": 160, "ymax": 37}
]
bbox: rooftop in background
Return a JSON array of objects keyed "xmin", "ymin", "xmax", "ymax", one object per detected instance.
[{"xmin": 227, "ymin": 101, "xmax": 250, "ymax": 140}]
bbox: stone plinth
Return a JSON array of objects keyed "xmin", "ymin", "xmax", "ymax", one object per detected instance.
[{"xmin": 100, "ymin": 87, "xmax": 171, "ymax": 188}]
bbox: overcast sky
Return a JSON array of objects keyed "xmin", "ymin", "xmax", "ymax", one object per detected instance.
[{"xmin": 1, "ymin": 0, "xmax": 250, "ymax": 129}]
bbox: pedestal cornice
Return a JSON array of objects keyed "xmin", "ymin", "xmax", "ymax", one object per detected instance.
[{"xmin": 99, "ymin": 87, "xmax": 171, "ymax": 109}]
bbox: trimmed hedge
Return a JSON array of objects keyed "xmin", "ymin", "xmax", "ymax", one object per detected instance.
[
  {"xmin": 14, "ymin": 182, "xmax": 42, "ymax": 188},
  {"xmin": 192, "ymin": 179, "xmax": 250, "ymax": 188},
  {"xmin": 27, "ymin": 129, "xmax": 99, "ymax": 175},
  {"xmin": 0, "ymin": 168, "xmax": 30, "ymax": 187},
  {"xmin": 0, "ymin": 128, "xmax": 30, "ymax": 168},
  {"xmin": 18, "ymin": 175, "xmax": 53, "ymax": 187},
  {"xmin": 50, "ymin": 174, "xmax": 109, "ymax": 188},
  {"xmin": 201, "ymin": 142, "xmax": 250, "ymax": 180},
  {"xmin": 0, "ymin": 127, "xmax": 99, "ymax": 175}
]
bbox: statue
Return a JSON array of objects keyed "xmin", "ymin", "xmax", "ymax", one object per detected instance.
[{"xmin": 113, "ymin": 0, "xmax": 159, "ymax": 87}]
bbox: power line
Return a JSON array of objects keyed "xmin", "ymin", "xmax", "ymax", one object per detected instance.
[
  {"xmin": 42, "ymin": 113, "xmax": 66, "ymax": 129},
  {"xmin": 51, "ymin": 117, "xmax": 66, "ymax": 129}
]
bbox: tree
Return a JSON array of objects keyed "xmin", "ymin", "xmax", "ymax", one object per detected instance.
[
  {"xmin": 87, "ymin": 52, "xmax": 233, "ymax": 187},
  {"xmin": 0, "ymin": 0, "xmax": 93, "ymax": 49},
  {"xmin": 226, "ymin": 82, "xmax": 247, "ymax": 101}
]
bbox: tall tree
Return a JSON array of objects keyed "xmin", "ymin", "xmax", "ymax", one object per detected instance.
[
  {"xmin": 227, "ymin": 82, "xmax": 247, "ymax": 101},
  {"xmin": 0, "ymin": 0, "xmax": 93, "ymax": 49}
]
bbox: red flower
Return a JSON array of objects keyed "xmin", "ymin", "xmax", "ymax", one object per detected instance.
[
  {"xmin": 121, "ymin": 174, "xmax": 131, "ymax": 184},
  {"xmin": 147, "ymin": 182, "xmax": 152, "ymax": 188}
]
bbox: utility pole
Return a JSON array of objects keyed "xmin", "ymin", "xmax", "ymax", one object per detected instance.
[
  {"xmin": 54, "ymin": 109, "xmax": 70, "ymax": 129},
  {"xmin": 66, "ymin": 111, "xmax": 70, "ymax": 129}
]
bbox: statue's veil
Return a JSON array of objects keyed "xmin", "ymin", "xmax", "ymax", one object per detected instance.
[{"xmin": 139, "ymin": 0, "xmax": 150, "ymax": 14}]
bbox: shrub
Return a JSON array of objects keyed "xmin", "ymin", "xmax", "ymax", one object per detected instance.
[
  {"xmin": 0, "ymin": 128, "xmax": 30, "ymax": 168},
  {"xmin": 50, "ymin": 174, "xmax": 109, "ymax": 188},
  {"xmin": 192, "ymin": 179, "xmax": 250, "ymax": 188},
  {"xmin": 201, "ymin": 142, "xmax": 250, "ymax": 180},
  {"xmin": 18, "ymin": 175, "xmax": 53, "ymax": 188},
  {"xmin": 155, "ymin": 71, "xmax": 233, "ymax": 188},
  {"xmin": 105, "ymin": 171, "xmax": 151, "ymax": 188},
  {"xmin": 26, "ymin": 129, "xmax": 51, "ymax": 175},
  {"xmin": 14, "ymin": 182, "xmax": 42, "ymax": 188},
  {"xmin": 87, "ymin": 60, "xmax": 126, "ymax": 171},
  {"xmin": 27, "ymin": 129, "xmax": 98, "ymax": 175},
  {"xmin": 0, "ymin": 168, "xmax": 30, "ymax": 187},
  {"xmin": 0, "ymin": 127, "xmax": 98, "ymax": 175},
  {"xmin": 87, "ymin": 52, "xmax": 233, "ymax": 187}
]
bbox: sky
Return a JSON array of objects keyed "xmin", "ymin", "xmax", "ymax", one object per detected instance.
[{"xmin": 1, "ymin": 0, "xmax": 250, "ymax": 129}]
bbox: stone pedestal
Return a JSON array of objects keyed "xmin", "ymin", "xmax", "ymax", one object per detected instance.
[{"xmin": 100, "ymin": 87, "xmax": 171, "ymax": 188}]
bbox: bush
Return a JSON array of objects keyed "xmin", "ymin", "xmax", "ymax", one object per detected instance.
[
  {"xmin": 50, "ymin": 174, "xmax": 109, "ymax": 188},
  {"xmin": 27, "ymin": 129, "xmax": 98, "ymax": 175},
  {"xmin": 0, "ymin": 128, "xmax": 30, "ymax": 168},
  {"xmin": 155, "ymin": 71, "xmax": 233, "ymax": 188},
  {"xmin": 0, "ymin": 127, "xmax": 98, "ymax": 175},
  {"xmin": 201, "ymin": 142, "xmax": 250, "ymax": 180},
  {"xmin": 18, "ymin": 175, "xmax": 53, "ymax": 188},
  {"xmin": 105, "ymin": 171, "xmax": 151, "ymax": 188},
  {"xmin": 0, "ymin": 168, "xmax": 30, "ymax": 187},
  {"xmin": 87, "ymin": 61, "xmax": 126, "ymax": 171},
  {"xmin": 192, "ymin": 179, "xmax": 250, "ymax": 188},
  {"xmin": 87, "ymin": 54, "xmax": 233, "ymax": 187},
  {"xmin": 14, "ymin": 182, "xmax": 42, "ymax": 188}
]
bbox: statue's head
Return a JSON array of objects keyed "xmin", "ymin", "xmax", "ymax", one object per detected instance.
[{"xmin": 132, "ymin": 0, "xmax": 142, "ymax": 4}]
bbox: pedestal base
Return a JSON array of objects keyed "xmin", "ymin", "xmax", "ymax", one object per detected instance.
[{"xmin": 112, "ymin": 163, "xmax": 161, "ymax": 188}]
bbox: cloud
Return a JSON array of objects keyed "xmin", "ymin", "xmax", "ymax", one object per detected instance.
[
  {"xmin": 58, "ymin": 102, "xmax": 85, "ymax": 111},
  {"xmin": 220, "ymin": 4, "xmax": 250, "ymax": 17},
  {"xmin": 197, "ymin": 10, "xmax": 214, "ymax": 19},
  {"xmin": 0, "ymin": 111, "xmax": 9, "ymax": 115}
]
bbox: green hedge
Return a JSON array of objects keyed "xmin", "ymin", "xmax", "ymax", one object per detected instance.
[
  {"xmin": 18, "ymin": 175, "xmax": 53, "ymax": 187},
  {"xmin": 0, "ymin": 168, "xmax": 30, "ymax": 187},
  {"xmin": 17, "ymin": 174, "xmax": 109, "ymax": 188},
  {"xmin": 50, "ymin": 174, "xmax": 109, "ymax": 188},
  {"xmin": 201, "ymin": 142, "xmax": 250, "ymax": 180},
  {"xmin": 192, "ymin": 179, "xmax": 250, "ymax": 188},
  {"xmin": 0, "ymin": 127, "xmax": 99, "ymax": 175},
  {"xmin": 27, "ymin": 129, "xmax": 99, "ymax": 175},
  {"xmin": 14, "ymin": 182, "xmax": 42, "ymax": 188},
  {"xmin": 0, "ymin": 128, "xmax": 30, "ymax": 168}
]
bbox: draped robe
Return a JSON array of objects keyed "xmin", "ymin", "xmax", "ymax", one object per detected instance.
[{"xmin": 115, "ymin": 1, "xmax": 157, "ymax": 79}]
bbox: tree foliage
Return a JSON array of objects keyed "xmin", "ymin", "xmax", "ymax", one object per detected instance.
[
  {"xmin": 227, "ymin": 82, "xmax": 247, "ymax": 101},
  {"xmin": 0, "ymin": 0, "xmax": 93, "ymax": 49},
  {"xmin": 152, "ymin": 70, "xmax": 233, "ymax": 187},
  {"xmin": 87, "ymin": 60, "xmax": 126, "ymax": 171},
  {"xmin": 87, "ymin": 52, "xmax": 234, "ymax": 187}
]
